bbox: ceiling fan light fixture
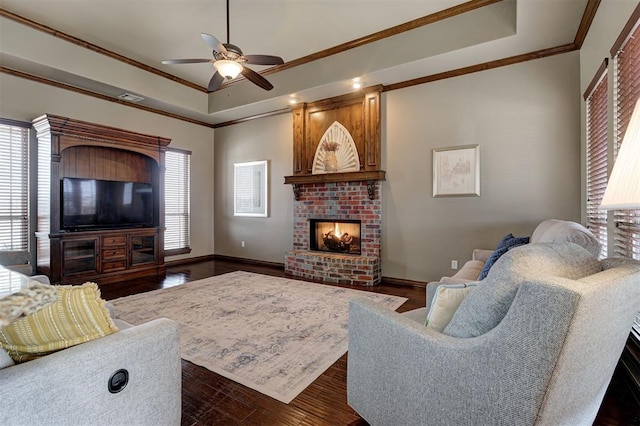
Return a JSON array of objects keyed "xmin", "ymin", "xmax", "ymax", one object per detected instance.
[{"xmin": 214, "ymin": 60, "xmax": 243, "ymax": 79}]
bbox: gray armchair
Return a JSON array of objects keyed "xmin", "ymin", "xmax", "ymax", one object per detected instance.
[
  {"xmin": 348, "ymin": 243, "xmax": 640, "ymax": 425},
  {"xmin": 1, "ymin": 317, "xmax": 181, "ymax": 425}
]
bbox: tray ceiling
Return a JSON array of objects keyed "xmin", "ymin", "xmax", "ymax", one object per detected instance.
[{"xmin": 0, "ymin": 0, "xmax": 589, "ymax": 125}]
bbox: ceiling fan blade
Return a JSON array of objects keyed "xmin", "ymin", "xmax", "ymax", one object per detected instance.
[
  {"xmin": 201, "ymin": 33, "xmax": 227, "ymax": 55},
  {"xmin": 240, "ymin": 66, "xmax": 274, "ymax": 91},
  {"xmin": 162, "ymin": 58, "xmax": 212, "ymax": 64},
  {"xmin": 208, "ymin": 71, "xmax": 225, "ymax": 92},
  {"xmin": 244, "ymin": 55, "xmax": 284, "ymax": 66}
]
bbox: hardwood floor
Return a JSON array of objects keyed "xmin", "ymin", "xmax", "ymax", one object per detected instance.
[{"xmin": 99, "ymin": 258, "xmax": 640, "ymax": 425}]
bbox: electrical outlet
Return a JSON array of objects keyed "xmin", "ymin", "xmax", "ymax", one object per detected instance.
[
  {"xmin": 451, "ymin": 260, "xmax": 458, "ymax": 270},
  {"xmin": 241, "ymin": 241, "xmax": 245, "ymax": 248}
]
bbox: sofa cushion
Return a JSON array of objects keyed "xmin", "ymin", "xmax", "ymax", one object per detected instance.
[
  {"xmin": 426, "ymin": 283, "xmax": 477, "ymax": 332},
  {"xmin": 443, "ymin": 242, "xmax": 602, "ymax": 338},
  {"xmin": 0, "ymin": 282, "xmax": 57, "ymax": 327},
  {"xmin": 478, "ymin": 234, "xmax": 530, "ymax": 280},
  {"xmin": 531, "ymin": 219, "xmax": 601, "ymax": 257},
  {"xmin": 0, "ymin": 282, "xmax": 118, "ymax": 362}
]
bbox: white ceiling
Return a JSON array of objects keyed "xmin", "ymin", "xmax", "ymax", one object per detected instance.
[{"xmin": 0, "ymin": 0, "xmax": 589, "ymax": 125}]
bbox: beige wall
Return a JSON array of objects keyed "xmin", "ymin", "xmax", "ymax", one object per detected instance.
[
  {"xmin": 2, "ymin": 48, "xmax": 583, "ymax": 282},
  {"xmin": 0, "ymin": 74, "xmax": 215, "ymax": 261},
  {"xmin": 213, "ymin": 53, "xmax": 582, "ymax": 282},
  {"xmin": 213, "ymin": 113, "xmax": 294, "ymax": 262},
  {"xmin": 382, "ymin": 53, "xmax": 581, "ymax": 281}
]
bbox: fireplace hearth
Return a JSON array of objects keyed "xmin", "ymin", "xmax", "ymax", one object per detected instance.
[{"xmin": 310, "ymin": 219, "xmax": 361, "ymax": 255}]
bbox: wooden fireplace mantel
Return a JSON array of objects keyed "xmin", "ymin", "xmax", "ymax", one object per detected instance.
[{"xmin": 283, "ymin": 170, "xmax": 385, "ymax": 185}]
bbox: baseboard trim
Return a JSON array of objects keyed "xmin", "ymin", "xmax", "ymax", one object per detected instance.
[
  {"xmin": 381, "ymin": 276, "xmax": 427, "ymax": 288},
  {"xmin": 167, "ymin": 254, "xmax": 426, "ymax": 288},
  {"xmin": 212, "ymin": 254, "xmax": 285, "ymax": 270},
  {"xmin": 165, "ymin": 254, "xmax": 216, "ymax": 267}
]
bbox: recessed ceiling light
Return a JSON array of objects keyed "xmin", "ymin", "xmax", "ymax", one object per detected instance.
[
  {"xmin": 117, "ymin": 93, "xmax": 144, "ymax": 103},
  {"xmin": 288, "ymin": 95, "xmax": 299, "ymax": 105},
  {"xmin": 351, "ymin": 78, "xmax": 363, "ymax": 89}
]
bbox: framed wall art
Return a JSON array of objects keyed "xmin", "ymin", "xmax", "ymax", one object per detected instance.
[
  {"xmin": 432, "ymin": 145, "xmax": 480, "ymax": 197},
  {"xmin": 234, "ymin": 160, "xmax": 268, "ymax": 217}
]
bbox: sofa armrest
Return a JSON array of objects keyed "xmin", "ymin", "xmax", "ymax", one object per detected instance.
[
  {"xmin": 472, "ymin": 248, "xmax": 494, "ymax": 262},
  {"xmin": 347, "ymin": 280, "xmax": 580, "ymax": 426},
  {"xmin": 0, "ymin": 318, "xmax": 181, "ymax": 426}
]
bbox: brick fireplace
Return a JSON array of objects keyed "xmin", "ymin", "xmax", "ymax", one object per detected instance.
[
  {"xmin": 283, "ymin": 86, "xmax": 384, "ymax": 286},
  {"xmin": 285, "ymin": 181, "xmax": 381, "ymax": 286}
]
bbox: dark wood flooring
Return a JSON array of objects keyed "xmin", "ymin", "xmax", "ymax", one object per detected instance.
[{"xmin": 99, "ymin": 258, "xmax": 640, "ymax": 425}]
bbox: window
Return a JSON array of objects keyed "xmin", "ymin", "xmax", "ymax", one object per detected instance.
[
  {"xmin": 584, "ymin": 59, "xmax": 609, "ymax": 258},
  {"xmin": 0, "ymin": 119, "xmax": 30, "ymax": 251},
  {"xmin": 164, "ymin": 148, "xmax": 191, "ymax": 255},
  {"xmin": 611, "ymin": 6, "xmax": 640, "ymax": 260}
]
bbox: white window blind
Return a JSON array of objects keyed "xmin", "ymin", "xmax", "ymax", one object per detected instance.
[
  {"xmin": 585, "ymin": 60, "xmax": 609, "ymax": 258},
  {"xmin": 0, "ymin": 119, "xmax": 29, "ymax": 251},
  {"xmin": 611, "ymin": 5, "xmax": 640, "ymax": 340},
  {"xmin": 164, "ymin": 149, "xmax": 191, "ymax": 254},
  {"xmin": 612, "ymin": 11, "xmax": 640, "ymax": 260}
]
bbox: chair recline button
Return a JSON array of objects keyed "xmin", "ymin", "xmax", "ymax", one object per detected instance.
[{"xmin": 108, "ymin": 369, "xmax": 129, "ymax": 393}]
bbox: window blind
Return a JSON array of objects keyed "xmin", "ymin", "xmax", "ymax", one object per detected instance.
[
  {"xmin": 164, "ymin": 149, "xmax": 191, "ymax": 255},
  {"xmin": 612, "ymin": 10, "xmax": 640, "ymax": 260},
  {"xmin": 0, "ymin": 119, "xmax": 29, "ymax": 251},
  {"xmin": 611, "ymin": 5, "xmax": 640, "ymax": 341},
  {"xmin": 585, "ymin": 60, "xmax": 608, "ymax": 258}
]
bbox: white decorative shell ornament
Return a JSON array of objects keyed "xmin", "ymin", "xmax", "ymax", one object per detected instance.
[{"xmin": 312, "ymin": 121, "xmax": 361, "ymax": 174}]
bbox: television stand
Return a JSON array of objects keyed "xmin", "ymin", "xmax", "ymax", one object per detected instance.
[{"xmin": 40, "ymin": 227, "xmax": 164, "ymax": 285}]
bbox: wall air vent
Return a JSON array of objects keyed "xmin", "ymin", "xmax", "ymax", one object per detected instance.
[{"xmin": 117, "ymin": 93, "xmax": 145, "ymax": 103}]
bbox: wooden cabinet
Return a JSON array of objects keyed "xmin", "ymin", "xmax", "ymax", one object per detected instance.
[
  {"xmin": 49, "ymin": 228, "xmax": 163, "ymax": 285},
  {"xmin": 101, "ymin": 234, "xmax": 127, "ymax": 273},
  {"xmin": 62, "ymin": 238, "xmax": 98, "ymax": 276},
  {"xmin": 289, "ymin": 86, "xmax": 382, "ymax": 176},
  {"xmin": 32, "ymin": 114, "xmax": 170, "ymax": 285},
  {"xmin": 285, "ymin": 86, "xmax": 386, "ymax": 190}
]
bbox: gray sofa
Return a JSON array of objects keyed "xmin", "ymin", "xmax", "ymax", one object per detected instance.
[
  {"xmin": 426, "ymin": 219, "xmax": 601, "ymax": 310},
  {"xmin": 0, "ymin": 307, "xmax": 181, "ymax": 425},
  {"xmin": 347, "ymin": 242, "xmax": 640, "ymax": 425}
]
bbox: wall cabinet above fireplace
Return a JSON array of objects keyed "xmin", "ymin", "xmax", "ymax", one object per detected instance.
[{"xmin": 285, "ymin": 85, "xmax": 385, "ymax": 185}]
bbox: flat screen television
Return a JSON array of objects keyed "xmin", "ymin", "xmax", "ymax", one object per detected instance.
[{"xmin": 62, "ymin": 177, "xmax": 154, "ymax": 231}]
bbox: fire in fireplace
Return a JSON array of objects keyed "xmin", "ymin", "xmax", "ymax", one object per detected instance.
[{"xmin": 309, "ymin": 219, "xmax": 361, "ymax": 255}]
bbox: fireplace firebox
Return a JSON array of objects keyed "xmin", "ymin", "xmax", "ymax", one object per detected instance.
[{"xmin": 310, "ymin": 219, "xmax": 361, "ymax": 255}]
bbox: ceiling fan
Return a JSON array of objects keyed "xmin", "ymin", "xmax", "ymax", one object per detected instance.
[{"xmin": 162, "ymin": 0, "xmax": 284, "ymax": 92}]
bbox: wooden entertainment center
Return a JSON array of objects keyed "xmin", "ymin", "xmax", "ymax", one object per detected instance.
[{"xmin": 32, "ymin": 114, "xmax": 170, "ymax": 285}]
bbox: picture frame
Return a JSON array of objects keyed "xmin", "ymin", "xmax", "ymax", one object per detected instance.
[
  {"xmin": 432, "ymin": 145, "xmax": 480, "ymax": 197},
  {"xmin": 234, "ymin": 160, "xmax": 268, "ymax": 217}
]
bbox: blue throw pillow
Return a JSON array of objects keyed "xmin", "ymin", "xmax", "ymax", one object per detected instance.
[{"xmin": 478, "ymin": 234, "xmax": 530, "ymax": 280}]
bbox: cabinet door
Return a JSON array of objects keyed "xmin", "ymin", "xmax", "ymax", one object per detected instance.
[
  {"xmin": 130, "ymin": 234, "xmax": 156, "ymax": 266},
  {"xmin": 62, "ymin": 239, "xmax": 98, "ymax": 276}
]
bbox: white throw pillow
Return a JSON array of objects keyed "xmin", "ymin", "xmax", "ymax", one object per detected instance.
[
  {"xmin": 426, "ymin": 283, "xmax": 477, "ymax": 332},
  {"xmin": 0, "ymin": 347, "xmax": 15, "ymax": 369}
]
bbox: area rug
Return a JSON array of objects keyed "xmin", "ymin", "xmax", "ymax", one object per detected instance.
[{"xmin": 109, "ymin": 271, "xmax": 406, "ymax": 403}]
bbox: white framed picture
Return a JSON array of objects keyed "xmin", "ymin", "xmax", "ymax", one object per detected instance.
[
  {"xmin": 433, "ymin": 145, "xmax": 480, "ymax": 197},
  {"xmin": 234, "ymin": 160, "xmax": 268, "ymax": 217}
]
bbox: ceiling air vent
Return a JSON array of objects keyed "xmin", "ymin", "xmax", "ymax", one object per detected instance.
[{"xmin": 117, "ymin": 93, "xmax": 144, "ymax": 103}]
